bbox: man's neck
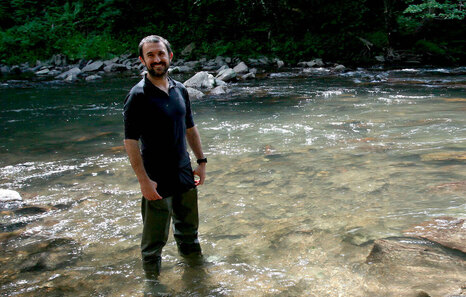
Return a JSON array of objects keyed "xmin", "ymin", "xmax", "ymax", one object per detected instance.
[{"xmin": 147, "ymin": 74, "xmax": 169, "ymax": 94}]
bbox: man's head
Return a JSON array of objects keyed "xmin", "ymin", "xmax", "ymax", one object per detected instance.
[{"xmin": 138, "ymin": 35, "xmax": 173, "ymax": 78}]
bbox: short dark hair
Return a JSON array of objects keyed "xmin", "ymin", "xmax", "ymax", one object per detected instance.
[{"xmin": 138, "ymin": 35, "xmax": 172, "ymax": 58}]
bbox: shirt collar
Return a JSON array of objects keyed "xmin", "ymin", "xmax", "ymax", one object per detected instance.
[{"xmin": 143, "ymin": 74, "xmax": 175, "ymax": 93}]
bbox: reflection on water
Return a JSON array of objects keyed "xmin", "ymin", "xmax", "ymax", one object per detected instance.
[{"xmin": 0, "ymin": 68, "xmax": 465, "ymax": 296}]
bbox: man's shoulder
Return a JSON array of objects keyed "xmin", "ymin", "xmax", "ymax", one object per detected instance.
[
  {"xmin": 170, "ymin": 77, "xmax": 187, "ymax": 91},
  {"xmin": 124, "ymin": 78, "xmax": 145, "ymax": 105},
  {"xmin": 129, "ymin": 78, "xmax": 146, "ymax": 95}
]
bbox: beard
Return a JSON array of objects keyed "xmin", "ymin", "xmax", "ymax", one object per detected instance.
[{"xmin": 146, "ymin": 62, "xmax": 169, "ymax": 77}]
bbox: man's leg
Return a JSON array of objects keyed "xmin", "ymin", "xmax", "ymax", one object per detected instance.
[
  {"xmin": 141, "ymin": 197, "xmax": 172, "ymax": 275},
  {"xmin": 172, "ymin": 188, "xmax": 202, "ymax": 257}
]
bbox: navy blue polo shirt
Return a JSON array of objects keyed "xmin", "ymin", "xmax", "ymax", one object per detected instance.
[{"xmin": 124, "ymin": 75, "xmax": 196, "ymax": 198}]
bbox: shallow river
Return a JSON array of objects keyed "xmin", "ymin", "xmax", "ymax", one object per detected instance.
[{"xmin": 1, "ymin": 67, "xmax": 465, "ymax": 296}]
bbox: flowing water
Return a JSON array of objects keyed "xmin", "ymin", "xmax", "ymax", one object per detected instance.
[{"xmin": 1, "ymin": 67, "xmax": 465, "ymax": 296}]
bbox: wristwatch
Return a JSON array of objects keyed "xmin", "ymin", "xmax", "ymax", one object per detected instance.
[{"xmin": 197, "ymin": 158, "xmax": 207, "ymax": 164}]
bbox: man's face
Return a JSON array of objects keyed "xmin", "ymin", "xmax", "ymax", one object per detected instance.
[{"xmin": 139, "ymin": 42, "xmax": 173, "ymax": 77}]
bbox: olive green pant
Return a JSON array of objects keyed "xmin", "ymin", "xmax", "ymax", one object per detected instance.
[{"xmin": 141, "ymin": 188, "xmax": 201, "ymax": 270}]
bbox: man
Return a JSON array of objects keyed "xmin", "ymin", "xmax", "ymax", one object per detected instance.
[{"xmin": 123, "ymin": 35, "xmax": 207, "ymax": 278}]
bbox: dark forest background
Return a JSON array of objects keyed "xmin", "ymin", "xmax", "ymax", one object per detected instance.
[{"xmin": 0, "ymin": 0, "xmax": 464, "ymax": 66}]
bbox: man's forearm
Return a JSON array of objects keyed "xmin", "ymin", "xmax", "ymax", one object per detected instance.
[
  {"xmin": 186, "ymin": 126, "xmax": 205, "ymax": 160},
  {"xmin": 124, "ymin": 139, "xmax": 150, "ymax": 182}
]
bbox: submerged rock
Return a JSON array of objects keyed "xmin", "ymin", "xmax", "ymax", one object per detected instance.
[
  {"xmin": 18, "ymin": 238, "xmax": 81, "ymax": 272},
  {"xmin": 403, "ymin": 217, "xmax": 465, "ymax": 253},
  {"xmin": 366, "ymin": 237, "xmax": 466, "ymax": 297},
  {"xmin": 421, "ymin": 151, "xmax": 466, "ymax": 162}
]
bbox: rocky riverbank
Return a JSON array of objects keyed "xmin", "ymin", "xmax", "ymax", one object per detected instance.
[{"xmin": 0, "ymin": 53, "xmax": 349, "ymax": 96}]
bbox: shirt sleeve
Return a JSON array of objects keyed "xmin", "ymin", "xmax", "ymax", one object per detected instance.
[
  {"xmin": 123, "ymin": 92, "xmax": 142, "ymax": 140},
  {"xmin": 183, "ymin": 86, "xmax": 195, "ymax": 129}
]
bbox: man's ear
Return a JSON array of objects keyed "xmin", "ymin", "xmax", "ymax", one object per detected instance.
[
  {"xmin": 169, "ymin": 52, "xmax": 174, "ymax": 62},
  {"xmin": 139, "ymin": 56, "xmax": 144, "ymax": 64}
]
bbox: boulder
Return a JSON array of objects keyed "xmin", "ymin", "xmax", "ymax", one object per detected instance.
[
  {"xmin": 298, "ymin": 59, "xmax": 324, "ymax": 67},
  {"xmin": 216, "ymin": 65, "xmax": 229, "ymax": 74},
  {"xmin": 276, "ymin": 59, "xmax": 285, "ymax": 68},
  {"xmin": 10, "ymin": 65, "xmax": 21, "ymax": 75},
  {"xmin": 186, "ymin": 87, "xmax": 204, "ymax": 100},
  {"xmin": 168, "ymin": 65, "xmax": 193, "ymax": 74},
  {"xmin": 35, "ymin": 69, "xmax": 50, "ymax": 76},
  {"xmin": 210, "ymin": 85, "xmax": 230, "ymax": 95},
  {"xmin": 81, "ymin": 61, "xmax": 104, "ymax": 72},
  {"xmin": 184, "ymin": 71, "xmax": 216, "ymax": 89},
  {"xmin": 233, "ymin": 61, "xmax": 249, "ymax": 74},
  {"xmin": 214, "ymin": 56, "xmax": 228, "ymax": 67},
  {"xmin": 216, "ymin": 68, "xmax": 236, "ymax": 82},
  {"xmin": 333, "ymin": 64, "xmax": 346, "ymax": 72},
  {"xmin": 103, "ymin": 63, "xmax": 130, "ymax": 73},
  {"xmin": 85, "ymin": 74, "xmax": 102, "ymax": 81},
  {"xmin": 64, "ymin": 74, "xmax": 79, "ymax": 82},
  {"xmin": 375, "ymin": 55, "xmax": 385, "ymax": 62},
  {"xmin": 56, "ymin": 67, "xmax": 81, "ymax": 80},
  {"xmin": 1, "ymin": 65, "xmax": 10, "ymax": 75},
  {"xmin": 241, "ymin": 72, "xmax": 255, "ymax": 80},
  {"xmin": 403, "ymin": 217, "xmax": 465, "ymax": 253},
  {"xmin": 18, "ymin": 238, "xmax": 81, "ymax": 272},
  {"xmin": 366, "ymin": 236, "xmax": 466, "ymax": 297}
]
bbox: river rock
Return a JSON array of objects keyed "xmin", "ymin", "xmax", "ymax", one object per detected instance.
[
  {"xmin": 35, "ymin": 68, "xmax": 50, "ymax": 75},
  {"xmin": 241, "ymin": 72, "xmax": 255, "ymax": 80},
  {"xmin": 85, "ymin": 74, "xmax": 102, "ymax": 81},
  {"xmin": 216, "ymin": 68, "xmax": 236, "ymax": 82},
  {"xmin": 276, "ymin": 59, "xmax": 285, "ymax": 68},
  {"xmin": 421, "ymin": 152, "xmax": 466, "ymax": 162},
  {"xmin": 64, "ymin": 74, "xmax": 79, "ymax": 82},
  {"xmin": 215, "ymin": 56, "xmax": 228, "ymax": 67},
  {"xmin": 210, "ymin": 85, "xmax": 230, "ymax": 95},
  {"xmin": 187, "ymin": 87, "xmax": 204, "ymax": 100},
  {"xmin": 1, "ymin": 65, "xmax": 11, "ymax": 75},
  {"xmin": 17, "ymin": 238, "xmax": 81, "ymax": 272},
  {"xmin": 82, "ymin": 61, "xmax": 104, "ymax": 72},
  {"xmin": 333, "ymin": 64, "xmax": 346, "ymax": 72},
  {"xmin": 184, "ymin": 71, "xmax": 216, "ymax": 89},
  {"xmin": 298, "ymin": 59, "xmax": 324, "ymax": 67},
  {"xmin": 403, "ymin": 217, "xmax": 465, "ymax": 253},
  {"xmin": 233, "ymin": 62, "xmax": 249, "ymax": 74},
  {"xmin": 103, "ymin": 63, "xmax": 130, "ymax": 72},
  {"xmin": 366, "ymin": 237, "xmax": 466, "ymax": 297},
  {"xmin": 56, "ymin": 67, "xmax": 81, "ymax": 80},
  {"xmin": 10, "ymin": 65, "xmax": 21, "ymax": 75}
]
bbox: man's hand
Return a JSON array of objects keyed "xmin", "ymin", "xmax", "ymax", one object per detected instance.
[
  {"xmin": 140, "ymin": 178, "xmax": 162, "ymax": 200},
  {"xmin": 193, "ymin": 163, "xmax": 206, "ymax": 186}
]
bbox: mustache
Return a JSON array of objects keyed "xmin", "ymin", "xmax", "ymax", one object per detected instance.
[{"xmin": 150, "ymin": 62, "xmax": 166, "ymax": 67}]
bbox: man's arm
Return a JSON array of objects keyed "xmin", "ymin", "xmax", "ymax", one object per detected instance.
[
  {"xmin": 186, "ymin": 126, "xmax": 206, "ymax": 185},
  {"xmin": 124, "ymin": 139, "xmax": 162, "ymax": 200}
]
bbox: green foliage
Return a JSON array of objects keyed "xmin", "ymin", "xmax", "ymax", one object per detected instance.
[
  {"xmin": 0, "ymin": 0, "xmax": 464, "ymax": 65},
  {"xmin": 414, "ymin": 39, "xmax": 447, "ymax": 55},
  {"xmin": 403, "ymin": 0, "xmax": 466, "ymax": 20}
]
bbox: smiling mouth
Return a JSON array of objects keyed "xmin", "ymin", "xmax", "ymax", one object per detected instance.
[{"xmin": 151, "ymin": 63, "xmax": 165, "ymax": 68}]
